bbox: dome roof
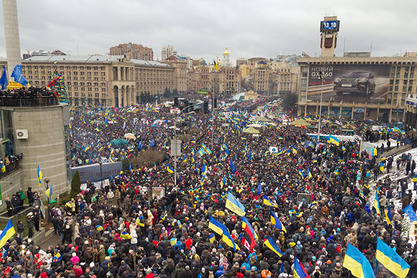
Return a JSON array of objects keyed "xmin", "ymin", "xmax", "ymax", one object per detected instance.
[{"xmin": 223, "ymin": 46, "xmax": 229, "ymax": 55}]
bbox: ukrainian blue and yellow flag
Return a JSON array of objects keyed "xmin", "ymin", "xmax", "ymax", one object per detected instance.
[
  {"xmin": 379, "ymin": 162, "xmax": 384, "ymax": 172},
  {"xmin": 292, "ymin": 146, "xmax": 297, "ymax": 154},
  {"xmin": 328, "ymin": 135, "xmax": 340, "ymax": 146},
  {"xmin": 182, "ymin": 155, "xmax": 187, "ymax": 163},
  {"xmin": 298, "ymin": 169, "xmax": 305, "ymax": 178},
  {"xmin": 376, "ymin": 237, "xmax": 410, "ymax": 278},
  {"xmin": 166, "ymin": 164, "xmax": 174, "ymax": 174},
  {"xmin": 265, "ymin": 137, "xmax": 271, "ymax": 143},
  {"xmin": 264, "ymin": 237, "xmax": 284, "ymax": 257},
  {"xmin": 0, "ymin": 220, "xmax": 15, "ymax": 249},
  {"xmin": 293, "ymin": 257, "xmax": 310, "ymax": 278},
  {"xmin": 45, "ymin": 184, "xmax": 53, "ymax": 200},
  {"xmin": 225, "ymin": 192, "xmax": 245, "ymax": 216},
  {"xmin": 270, "ymin": 211, "xmax": 287, "ymax": 233},
  {"xmin": 307, "ymin": 169, "xmax": 312, "ymax": 179},
  {"xmin": 208, "ymin": 233, "xmax": 215, "ymax": 244},
  {"xmin": 413, "ymin": 174, "xmax": 417, "ymax": 183},
  {"xmin": 343, "ymin": 243, "xmax": 375, "ymax": 278},
  {"xmin": 37, "ymin": 165, "xmax": 43, "ymax": 187},
  {"xmin": 374, "ymin": 192, "xmax": 381, "ymax": 215},
  {"xmin": 385, "ymin": 205, "xmax": 392, "ymax": 225},
  {"xmin": 208, "ymin": 216, "xmax": 225, "ymax": 236},
  {"xmin": 263, "ymin": 196, "xmax": 278, "ymax": 208},
  {"xmin": 202, "ymin": 163, "xmax": 207, "ymax": 175},
  {"xmin": 222, "ymin": 227, "xmax": 239, "ymax": 251}
]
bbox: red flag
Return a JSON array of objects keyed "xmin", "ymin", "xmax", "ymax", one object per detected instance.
[{"xmin": 47, "ymin": 75, "xmax": 61, "ymax": 88}]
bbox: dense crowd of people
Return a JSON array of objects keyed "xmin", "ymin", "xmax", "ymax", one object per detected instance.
[
  {"xmin": 1, "ymin": 103, "xmax": 416, "ymax": 278},
  {"xmin": 0, "ymin": 88, "xmax": 58, "ymax": 106}
]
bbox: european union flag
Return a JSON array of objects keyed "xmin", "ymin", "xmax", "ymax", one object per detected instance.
[
  {"xmin": 138, "ymin": 140, "xmax": 143, "ymax": 150},
  {"xmin": 150, "ymin": 138, "xmax": 155, "ymax": 147},
  {"xmin": 11, "ymin": 65, "xmax": 28, "ymax": 86},
  {"xmin": 0, "ymin": 66, "xmax": 8, "ymax": 90}
]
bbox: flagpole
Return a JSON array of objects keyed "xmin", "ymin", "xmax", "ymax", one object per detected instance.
[{"xmin": 317, "ymin": 63, "xmax": 325, "ymax": 145}]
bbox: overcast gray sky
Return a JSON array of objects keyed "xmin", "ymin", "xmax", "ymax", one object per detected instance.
[{"xmin": 0, "ymin": 0, "xmax": 416, "ymax": 63}]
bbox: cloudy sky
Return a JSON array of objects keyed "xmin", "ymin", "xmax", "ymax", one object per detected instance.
[{"xmin": 0, "ymin": 0, "xmax": 416, "ymax": 63}]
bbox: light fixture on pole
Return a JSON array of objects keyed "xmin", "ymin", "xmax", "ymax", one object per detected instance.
[{"xmin": 317, "ymin": 65, "xmax": 325, "ymax": 144}]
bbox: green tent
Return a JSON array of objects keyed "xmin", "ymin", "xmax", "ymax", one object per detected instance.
[{"xmin": 110, "ymin": 139, "xmax": 129, "ymax": 147}]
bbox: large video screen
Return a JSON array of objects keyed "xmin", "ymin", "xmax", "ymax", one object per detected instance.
[{"xmin": 307, "ymin": 64, "xmax": 390, "ymax": 104}]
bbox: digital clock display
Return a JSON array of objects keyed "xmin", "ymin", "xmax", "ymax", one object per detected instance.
[{"xmin": 321, "ymin": 20, "xmax": 340, "ymax": 32}]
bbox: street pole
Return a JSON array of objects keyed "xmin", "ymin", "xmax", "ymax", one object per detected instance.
[
  {"xmin": 317, "ymin": 66, "xmax": 325, "ymax": 144},
  {"xmin": 211, "ymin": 80, "xmax": 216, "ymax": 150},
  {"xmin": 174, "ymin": 123, "xmax": 177, "ymax": 186},
  {"xmin": 99, "ymin": 161, "xmax": 103, "ymax": 188},
  {"xmin": 45, "ymin": 178, "xmax": 50, "ymax": 223}
]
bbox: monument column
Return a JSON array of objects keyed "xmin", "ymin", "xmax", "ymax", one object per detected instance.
[{"xmin": 2, "ymin": 0, "xmax": 22, "ymax": 78}]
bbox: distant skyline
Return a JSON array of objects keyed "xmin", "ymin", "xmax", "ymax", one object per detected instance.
[{"xmin": 1, "ymin": 0, "xmax": 417, "ymax": 63}]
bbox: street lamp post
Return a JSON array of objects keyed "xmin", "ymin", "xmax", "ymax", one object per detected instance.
[
  {"xmin": 44, "ymin": 178, "xmax": 51, "ymax": 223},
  {"xmin": 172, "ymin": 104, "xmax": 194, "ymax": 186},
  {"xmin": 317, "ymin": 67, "xmax": 325, "ymax": 144},
  {"xmin": 99, "ymin": 161, "xmax": 103, "ymax": 188}
]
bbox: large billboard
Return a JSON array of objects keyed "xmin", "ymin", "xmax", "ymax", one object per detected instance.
[{"xmin": 307, "ymin": 64, "xmax": 390, "ymax": 104}]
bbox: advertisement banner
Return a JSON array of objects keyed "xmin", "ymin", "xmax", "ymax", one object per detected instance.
[{"xmin": 308, "ymin": 64, "xmax": 390, "ymax": 104}]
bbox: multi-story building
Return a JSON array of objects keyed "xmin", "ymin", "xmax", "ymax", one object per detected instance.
[
  {"xmin": 163, "ymin": 56, "xmax": 188, "ymax": 93},
  {"xmin": 271, "ymin": 62, "xmax": 300, "ymax": 95},
  {"xmin": 253, "ymin": 61, "xmax": 273, "ymax": 94},
  {"xmin": 236, "ymin": 58, "xmax": 247, "ymax": 67},
  {"xmin": 218, "ymin": 66, "xmax": 241, "ymax": 94},
  {"xmin": 186, "ymin": 65, "xmax": 241, "ymax": 94},
  {"xmin": 405, "ymin": 93, "xmax": 417, "ymax": 130},
  {"xmin": 110, "ymin": 43, "xmax": 153, "ymax": 61},
  {"xmin": 297, "ymin": 16, "xmax": 417, "ymax": 122},
  {"xmin": 18, "ymin": 54, "xmax": 173, "ymax": 107},
  {"xmin": 161, "ymin": 45, "xmax": 177, "ymax": 61}
]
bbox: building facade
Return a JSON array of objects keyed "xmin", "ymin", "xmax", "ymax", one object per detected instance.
[
  {"xmin": 161, "ymin": 45, "xmax": 177, "ymax": 61},
  {"xmin": 110, "ymin": 43, "xmax": 153, "ymax": 61},
  {"xmin": 163, "ymin": 56, "xmax": 188, "ymax": 93},
  {"xmin": 253, "ymin": 62, "xmax": 273, "ymax": 94},
  {"xmin": 405, "ymin": 93, "xmax": 417, "ymax": 130},
  {"xmin": 297, "ymin": 55, "xmax": 417, "ymax": 122},
  {"xmin": 17, "ymin": 55, "xmax": 173, "ymax": 107}
]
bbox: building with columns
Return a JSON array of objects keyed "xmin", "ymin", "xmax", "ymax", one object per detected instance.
[{"xmin": 14, "ymin": 55, "xmax": 174, "ymax": 107}]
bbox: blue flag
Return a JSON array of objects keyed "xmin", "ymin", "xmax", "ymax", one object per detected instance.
[
  {"xmin": 138, "ymin": 140, "xmax": 143, "ymax": 150},
  {"xmin": 0, "ymin": 66, "xmax": 8, "ymax": 90},
  {"xmin": 11, "ymin": 65, "xmax": 28, "ymax": 86},
  {"xmin": 150, "ymin": 138, "xmax": 155, "ymax": 147},
  {"xmin": 230, "ymin": 159, "xmax": 237, "ymax": 175},
  {"xmin": 257, "ymin": 181, "xmax": 262, "ymax": 195}
]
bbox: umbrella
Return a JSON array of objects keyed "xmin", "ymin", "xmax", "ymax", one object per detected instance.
[
  {"xmin": 110, "ymin": 139, "xmax": 129, "ymax": 147},
  {"xmin": 124, "ymin": 133, "xmax": 136, "ymax": 140},
  {"xmin": 242, "ymin": 127, "xmax": 260, "ymax": 134}
]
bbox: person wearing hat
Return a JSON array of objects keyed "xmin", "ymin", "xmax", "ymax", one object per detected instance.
[{"xmin": 26, "ymin": 212, "xmax": 34, "ymax": 238}]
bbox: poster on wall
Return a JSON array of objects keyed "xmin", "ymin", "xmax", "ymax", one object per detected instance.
[{"xmin": 307, "ymin": 64, "xmax": 390, "ymax": 104}]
